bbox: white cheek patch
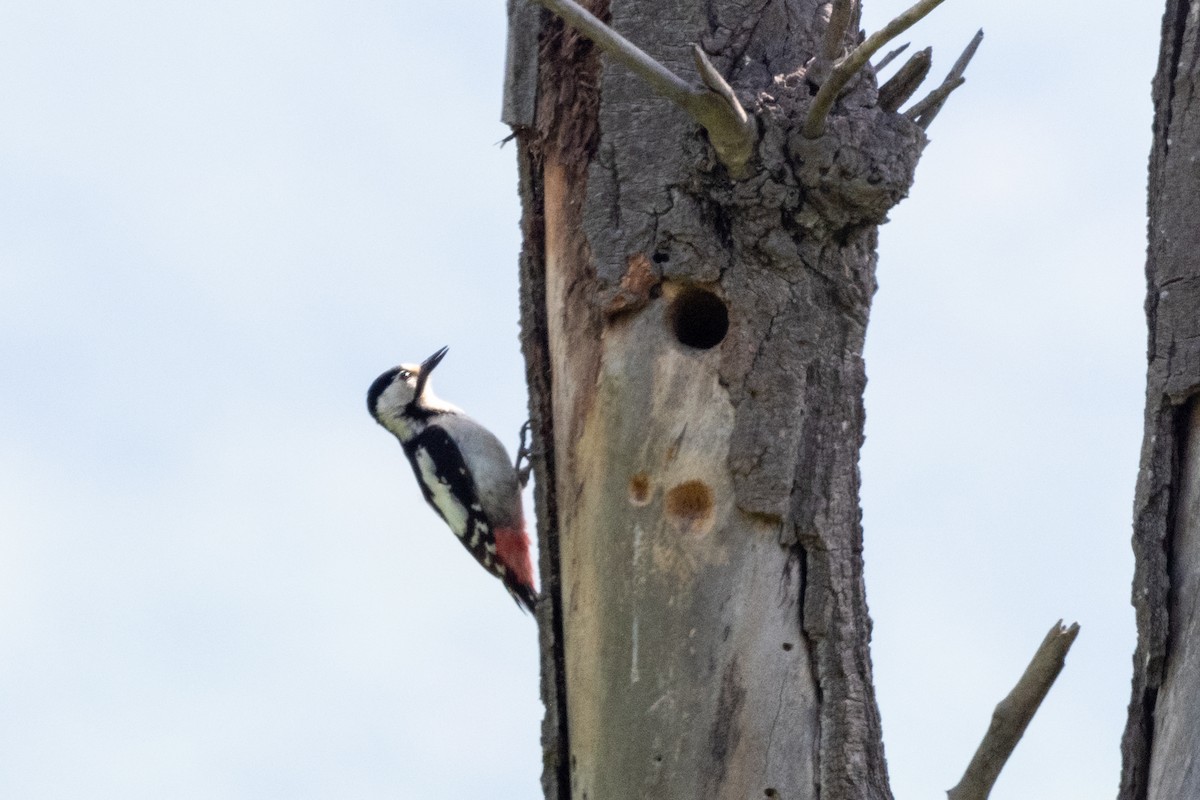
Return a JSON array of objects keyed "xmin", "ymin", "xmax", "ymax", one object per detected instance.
[
  {"xmin": 386, "ymin": 415, "xmax": 416, "ymax": 441},
  {"xmin": 414, "ymin": 448, "xmax": 468, "ymax": 538},
  {"xmin": 375, "ymin": 381, "xmax": 420, "ymax": 441}
]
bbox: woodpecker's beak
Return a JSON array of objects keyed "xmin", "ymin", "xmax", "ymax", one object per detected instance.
[
  {"xmin": 415, "ymin": 346, "xmax": 448, "ymax": 398},
  {"xmin": 421, "ymin": 346, "xmax": 448, "ymax": 374}
]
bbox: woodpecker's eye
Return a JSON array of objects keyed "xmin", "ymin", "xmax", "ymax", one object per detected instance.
[{"xmin": 398, "ymin": 369, "xmax": 412, "ymax": 380}]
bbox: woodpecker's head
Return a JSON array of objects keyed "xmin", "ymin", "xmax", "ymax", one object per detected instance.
[{"xmin": 368, "ymin": 346, "xmax": 456, "ymax": 440}]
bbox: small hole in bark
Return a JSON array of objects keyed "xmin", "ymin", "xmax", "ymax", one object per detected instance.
[
  {"xmin": 664, "ymin": 480, "xmax": 715, "ymax": 534},
  {"xmin": 782, "ymin": 642, "xmax": 793, "ymax": 651},
  {"xmin": 628, "ymin": 472, "xmax": 652, "ymax": 506},
  {"xmin": 653, "ymin": 250, "xmax": 670, "ymax": 263},
  {"xmin": 653, "ymin": 754, "xmax": 663, "ymax": 765},
  {"xmin": 669, "ymin": 287, "xmax": 728, "ymax": 350},
  {"xmin": 764, "ymin": 790, "xmax": 778, "ymax": 798}
]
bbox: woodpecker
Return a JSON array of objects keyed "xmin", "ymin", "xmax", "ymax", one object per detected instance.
[{"xmin": 367, "ymin": 346, "xmax": 537, "ymax": 612}]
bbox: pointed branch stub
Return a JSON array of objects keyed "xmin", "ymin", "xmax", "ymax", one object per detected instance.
[
  {"xmin": 877, "ymin": 47, "xmax": 932, "ymax": 112},
  {"xmin": 906, "ymin": 29, "xmax": 984, "ymax": 129},
  {"xmin": 874, "ymin": 42, "xmax": 912, "ymax": 73},
  {"xmin": 531, "ymin": 0, "xmax": 757, "ymax": 177},
  {"xmin": 947, "ymin": 620, "xmax": 1081, "ymax": 800},
  {"xmin": 803, "ymin": 0, "xmax": 962, "ymax": 139}
]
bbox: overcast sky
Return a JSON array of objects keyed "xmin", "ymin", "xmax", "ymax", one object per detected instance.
[{"xmin": 0, "ymin": 1, "xmax": 1158, "ymax": 797}]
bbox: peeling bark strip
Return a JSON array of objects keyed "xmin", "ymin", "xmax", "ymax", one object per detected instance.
[
  {"xmin": 516, "ymin": 133, "xmax": 572, "ymax": 800},
  {"xmin": 507, "ymin": 1, "xmax": 975, "ymax": 798},
  {"xmin": 1120, "ymin": 2, "xmax": 1200, "ymax": 799}
]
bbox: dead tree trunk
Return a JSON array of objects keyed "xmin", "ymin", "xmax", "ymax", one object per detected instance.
[
  {"xmin": 1119, "ymin": 2, "xmax": 1200, "ymax": 798},
  {"xmin": 504, "ymin": 2, "xmax": 978, "ymax": 798}
]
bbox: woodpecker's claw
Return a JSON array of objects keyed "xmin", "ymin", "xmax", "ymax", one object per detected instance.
[{"xmin": 515, "ymin": 420, "xmax": 533, "ymax": 489}]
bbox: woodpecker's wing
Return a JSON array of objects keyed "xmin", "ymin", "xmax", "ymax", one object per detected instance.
[
  {"xmin": 403, "ymin": 424, "xmax": 536, "ymax": 609},
  {"xmin": 433, "ymin": 413, "xmax": 522, "ymax": 529},
  {"xmin": 404, "ymin": 425, "xmax": 492, "ymax": 550}
]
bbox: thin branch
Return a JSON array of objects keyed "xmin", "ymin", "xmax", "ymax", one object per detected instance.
[
  {"xmin": 531, "ymin": 0, "xmax": 757, "ymax": 176},
  {"xmin": 534, "ymin": 0, "xmax": 692, "ymax": 105},
  {"xmin": 877, "ymin": 47, "xmax": 931, "ymax": 112},
  {"xmin": 946, "ymin": 28, "xmax": 985, "ymax": 83},
  {"xmin": 874, "ymin": 42, "xmax": 911, "ymax": 72},
  {"xmin": 905, "ymin": 76, "xmax": 964, "ymax": 121},
  {"xmin": 947, "ymin": 620, "xmax": 1081, "ymax": 800},
  {"xmin": 907, "ymin": 28, "xmax": 983, "ymax": 129},
  {"xmin": 808, "ymin": 0, "xmax": 856, "ymax": 87},
  {"xmin": 692, "ymin": 44, "xmax": 747, "ymax": 123},
  {"xmin": 689, "ymin": 45, "xmax": 757, "ymax": 174},
  {"xmin": 803, "ymin": 0, "xmax": 952, "ymax": 138}
]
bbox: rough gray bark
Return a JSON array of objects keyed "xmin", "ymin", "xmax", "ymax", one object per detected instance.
[
  {"xmin": 1120, "ymin": 1, "xmax": 1200, "ymax": 798},
  {"xmin": 509, "ymin": 2, "xmax": 941, "ymax": 798}
]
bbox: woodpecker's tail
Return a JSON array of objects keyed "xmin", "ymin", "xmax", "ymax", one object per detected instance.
[
  {"xmin": 494, "ymin": 525, "xmax": 537, "ymax": 614},
  {"xmin": 509, "ymin": 582, "xmax": 539, "ymax": 614}
]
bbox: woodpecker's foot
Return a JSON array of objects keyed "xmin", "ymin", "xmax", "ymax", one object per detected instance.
[{"xmin": 515, "ymin": 420, "xmax": 533, "ymax": 489}]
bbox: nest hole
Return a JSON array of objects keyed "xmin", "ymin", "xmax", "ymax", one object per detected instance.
[{"xmin": 669, "ymin": 287, "xmax": 728, "ymax": 350}]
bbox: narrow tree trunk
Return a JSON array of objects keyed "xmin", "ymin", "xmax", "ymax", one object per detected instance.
[
  {"xmin": 1120, "ymin": 2, "xmax": 1200, "ymax": 798},
  {"xmin": 509, "ymin": 2, "xmax": 938, "ymax": 797}
]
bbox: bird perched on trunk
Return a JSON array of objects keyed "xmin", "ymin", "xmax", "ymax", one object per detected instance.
[{"xmin": 367, "ymin": 346, "xmax": 537, "ymax": 612}]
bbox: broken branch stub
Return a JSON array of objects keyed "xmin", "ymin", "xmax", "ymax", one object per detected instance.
[
  {"xmin": 877, "ymin": 47, "xmax": 933, "ymax": 112},
  {"xmin": 947, "ymin": 620, "xmax": 1081, "ymax": 800},
  {"xmin": 530, "ymin": 0, "xmax": 756, "ymax": 176},
  {"xmin": 803, "ymin": 0, "xmax": 979, "ymax": 139},
  {"xmin": 906, "ymin": 29, "xmax": 984, "ymax": 129}
]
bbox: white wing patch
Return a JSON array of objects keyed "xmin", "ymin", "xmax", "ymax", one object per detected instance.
[{"xmin": 414, "ymin": 447, "xmax": 469, "ymax": 538}]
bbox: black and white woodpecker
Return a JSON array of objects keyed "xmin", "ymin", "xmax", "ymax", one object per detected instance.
[{"xmin": 367, "ymin": 347, "xmax": 538, "ymax": 612}]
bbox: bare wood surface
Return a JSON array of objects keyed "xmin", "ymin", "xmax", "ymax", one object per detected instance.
[
  {"xmin": 512, "ymin": 1, "xmax": 971, "ymax": 797},
  {"xmin": 947, "ymin": 621, "xmax": 1080, "ymax": 800}
]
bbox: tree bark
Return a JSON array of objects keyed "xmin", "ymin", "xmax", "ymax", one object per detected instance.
[
  {"xmin": 1120, "ymin": 2, "xmax": 1200, "ymax": 798},
  {"xmin": 509, "ymin": 2, "xmax": 939, "ymax": 798}
]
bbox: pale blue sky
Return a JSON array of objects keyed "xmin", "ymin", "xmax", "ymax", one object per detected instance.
[{"xmin": 0, "ymin": 1, "xmax": 1157, "ymax": 797}]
